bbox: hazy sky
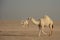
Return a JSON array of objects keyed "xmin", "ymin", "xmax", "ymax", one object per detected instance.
[{"xmin": 0, "ymin": 0, "xmax": 60, "ymax": 20}]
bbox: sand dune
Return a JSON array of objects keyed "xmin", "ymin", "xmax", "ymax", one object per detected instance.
[{"xmin": 0, "ymin": 20, "xmax": 60, "ymax": 40}]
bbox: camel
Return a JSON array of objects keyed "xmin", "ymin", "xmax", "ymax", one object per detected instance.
[{"xmin": 28, "ymin": 15, "xmax": 54, "ymax": 37}]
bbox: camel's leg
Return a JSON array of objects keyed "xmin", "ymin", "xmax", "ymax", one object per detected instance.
[
  {"xmin": 21, "ymin": 21, "xmax": 25, "ymax": 27},
  {"xmin": 39, "ymin": 29, "xmax": 42, "ymax": 37},
  {"xmin": 24, "ymin": 24, "xmax": 28, "ymax": 28},
  {"xmin": 24, "ymin": 22, "xmax": 27, "ymax": 28},
  {"xmin": 49, "ymin": 24, "xmax": 54, "ymax": 36},
  {"xmin": 41, "ymin": 25, "xmax": 47, "ymax": 35},
  {"xmin": 38, "ymin": 24, "xmax": 42, "ymax": 37}
]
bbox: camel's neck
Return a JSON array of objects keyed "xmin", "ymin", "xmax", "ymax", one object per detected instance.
[{"xmin": 31, "ymin": 18, "xmax": 39, "ymax": 25}]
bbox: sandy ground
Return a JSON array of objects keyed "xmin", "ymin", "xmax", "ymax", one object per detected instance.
[{"xmin": 0, "ymin": 20, "xmax": 60, "ymax": 40}]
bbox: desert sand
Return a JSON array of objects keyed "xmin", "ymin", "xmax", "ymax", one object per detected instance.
[{"xmin": 0, "ymin": 20, "xmax": 60, "ymax": 40}]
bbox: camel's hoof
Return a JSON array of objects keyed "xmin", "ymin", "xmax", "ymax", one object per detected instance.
[{"xmin": 48, "ymin": 33, "xmax": 52, "ymax": 36}]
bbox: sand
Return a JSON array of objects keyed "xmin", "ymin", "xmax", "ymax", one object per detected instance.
[{"xmin": 0, "ymin": 20, "xmax": 60, "ymax": 40}]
